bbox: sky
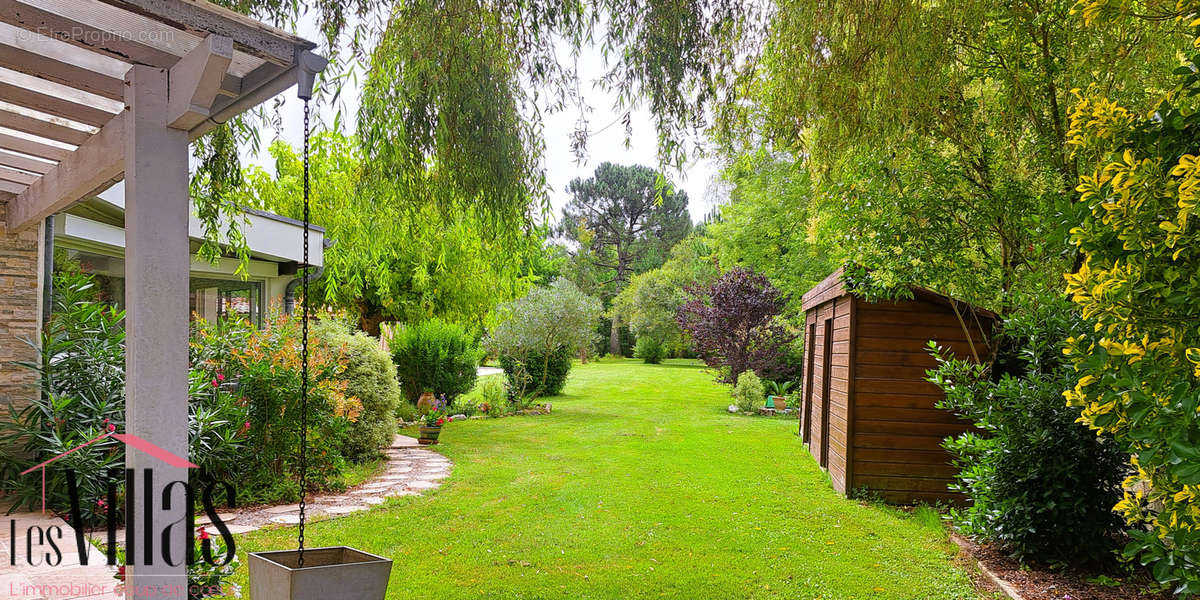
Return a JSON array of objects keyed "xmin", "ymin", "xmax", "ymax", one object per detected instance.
[{"xmin": 244, "ymin": 13, "xmax": 727, "ymax": 225}]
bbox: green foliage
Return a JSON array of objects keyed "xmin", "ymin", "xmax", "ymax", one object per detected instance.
[
  {"xmin": 233, "ymin": 360, "xmax": 980, "ymax": 599},
  {"xmin": 707, "ymin": 152, "xmax": 840, "ymax": 312},
  {"xmin": 763, "ymin": 380, "xmax": 792, "ymax": 398},
  {"xmin": 314, "ymin": 319, "xmax": 401, "ymax": 461},
  {"xmin": 389, "ymin": 318, "xmax": 481, "ymax": 407},
  {"xmin": 499, "ymin": 347, "xmax": 573, "ymax": 398},
  {"xmin": 611, "ymin": 235, "xmax": 719, "ymax": 352},
  {"xmin": 556, "ymin": 163, "xmax": 692, "ymax": 354},
  {"xmin": 1061, "ymin": 11, "xmax": 1200, "ymax": 591},
  {"xmin": 0, "ymin": 272, "xmax": 247, "ymax": 524},
  {"xmin": 488, "ymin": 279, "xmax": 603, "ymax": 398},
  {"xmin": 928, "ymin": 300, "xmax": 1128, "ymax": 563},
  {"xmin": 633, "ymin": 336, "xmax": 666, "ymax": 364},
  {"xmin": 205, "ymin": 314, "xmax": 359, "ymax": 503},
  {"xmin": 731, "ymin": 370, "xmax": 764, "ymax": 413},
  {"xmin": 240, "ymin": 133, "xmax": 541, "ymax": 333}
]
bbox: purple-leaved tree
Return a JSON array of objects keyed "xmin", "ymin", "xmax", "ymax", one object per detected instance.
[{"xmin": 676, "ymin": 267, "xmax": 797, "ymax": 383}]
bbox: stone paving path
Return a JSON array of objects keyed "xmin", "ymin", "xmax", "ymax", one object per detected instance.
[
  {"xmin": 193, "ymin": 434, "xmax": 451, "ymax": 534},
  {"xmin": 0, "ymin": 435, "xmax": 450, "ymax": 599}
]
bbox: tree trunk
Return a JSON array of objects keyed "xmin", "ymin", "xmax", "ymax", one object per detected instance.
[{"xmin": 609, "ymin": 314, "xmax": 621, "ymax": 356}]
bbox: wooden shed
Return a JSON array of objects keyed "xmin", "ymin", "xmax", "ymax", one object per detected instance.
[{"xmin": 799, "ymin": 268, "xmax": 998, "ymax": 504}]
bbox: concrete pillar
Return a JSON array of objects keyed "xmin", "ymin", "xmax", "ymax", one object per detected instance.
[{"xmin": 124, "ymin": 64, "xmax": 190, "ymax": 600}]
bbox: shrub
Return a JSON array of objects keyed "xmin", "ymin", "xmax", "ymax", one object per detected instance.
[
  {"xmin": 677, "ymin": 267, "xmax": 797, "ymax": 383},
  {"xmin": 499, "ymin": 347, "xmax": 572, "ymax": 398},
  {"xmin": 731, "ymin": 370, "xmax": 765, "ymax": 413},
  {"xmin": 633, "ymin": 336, "xmax": 666, "ymax": 364},
  {"xmin": 315, "ymin": 320, "xmax": 401, "ymax": 461},
  {"xmin": 390, "ymin": 318, "xmax": 481, "ymax": 406},
  {"xmin": 488, "ymin": 279, "xmax": 602, "ymax": 398},
  {"xmin": 927, "ymin": 300, "xmax": 1128, "ymax": 563},
  {"xmin": 1063, "ymin": 56, "xmax": 1200, "ymax": 592},
  {"xmin": 0, "ymin": 271, "xmax": 247, "ymax": 525},
  {"xmin": 227, "ymin": 314, "xmax": 359, "ymax": 503}
]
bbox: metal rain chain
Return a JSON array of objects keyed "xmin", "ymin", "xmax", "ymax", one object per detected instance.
[{"xmin": 246, "ymin": 52, "xmax": 393, "ymax": 600}]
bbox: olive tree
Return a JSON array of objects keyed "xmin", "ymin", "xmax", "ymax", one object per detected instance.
[{"xmin": 488, "ymin": 279, "xmax": 603, "ymax": 398}]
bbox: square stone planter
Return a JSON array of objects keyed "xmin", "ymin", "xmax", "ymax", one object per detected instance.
[{"xmin": 248, "ymin": 546, "xmax": 392, "ymax": 600}]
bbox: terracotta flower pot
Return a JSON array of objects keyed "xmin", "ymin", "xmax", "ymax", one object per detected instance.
[
  {"xmin": 417, "ymin": 391, "xmax": 437, "ymax": 413},
  {"xmin": 417, "ymin": 425, "xmax": 441, "ymax": 445}
]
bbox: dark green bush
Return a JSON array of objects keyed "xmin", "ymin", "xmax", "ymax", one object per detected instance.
[
  {"xmin": 390, "ymin": 318, "xmax": 481, "ymax": 406},
  {"xmin": 633, "ymin": 336, "xmax": 666, "ymax": 364},
  {"xmin": 927, "ymin": 299, "xmax": 1129, "ymax": 563},
  {"xmin": 499, "ymin": 346, "xmax": 572, "ymax": 397},
  {"xmin": 315, "ymin": 320, "xmax": 400, "ymax": 461}
]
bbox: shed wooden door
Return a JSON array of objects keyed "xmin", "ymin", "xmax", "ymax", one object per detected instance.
[
  {"xmin": 819, "ymin": 318, "xmax": 833, "ymax": 468},
  {"xmin": 802, "ymin": 322, "xmax": 816, "ymax": 443}
]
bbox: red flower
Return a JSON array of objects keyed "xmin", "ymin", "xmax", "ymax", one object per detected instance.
[
  {"xmin": 436, "ymin": 417, "xmax": 445, "ymax": 426},
  {"xmin": 107, "ymin": 423, "xmax": 116, "ymax": 433},
  {"xmin": 116, "ymin": 565, "xmax": 126, "ymax": 581},
  {"xmin": 210, "ymin": 379, "xmax": 220, "ymax": 388},
  {"xmin": 96, "ymin": 498, "xmax": 107, "ymax": 509},
  {"xmin": 197, "ymin": 527, "xmax": 210, "ymax": 541},
  {"xmin": 217, "ymin": 373, "xmax": 225, "ymax": 382}
]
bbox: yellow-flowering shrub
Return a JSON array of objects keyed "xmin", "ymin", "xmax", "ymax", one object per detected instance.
[{"xmin": 1064, "ymin": 11, "xmax": 1200, "ymax": 587}]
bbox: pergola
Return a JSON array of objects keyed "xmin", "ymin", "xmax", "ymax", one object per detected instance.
[{"xmin": 0, "ymin": 1, "xmax": 324, "ymax": 598}]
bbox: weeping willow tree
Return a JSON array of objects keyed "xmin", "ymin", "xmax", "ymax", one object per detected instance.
[{"xmin": 190, "ymin": 0, "xmax": 767, "ymax": 265}]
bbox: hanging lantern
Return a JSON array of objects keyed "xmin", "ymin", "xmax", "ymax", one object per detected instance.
[{"xmin": 248, "ymin": 51, "xmax": 392, "ymax": 600}]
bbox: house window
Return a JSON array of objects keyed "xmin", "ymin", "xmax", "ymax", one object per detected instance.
[{"xmin": 189, "ymin": 278, "xmax": 264, "ymax": 327}]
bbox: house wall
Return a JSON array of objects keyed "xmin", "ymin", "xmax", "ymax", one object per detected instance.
[
  {"xmin": 802, "ymin": 295, "xmax": 853, "ymax": 494},
  {"xmin": 0, "ymin": 199, "xmax": 44, "ymax": 411},
  {"xmin": 850, "ymin": 297, "xmax": 988, "ymax": 504}
]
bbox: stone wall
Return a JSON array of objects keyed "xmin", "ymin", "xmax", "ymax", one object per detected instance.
[{"xmin": 0, "ymin": 198, "xmax": 43, "ymax": 411}]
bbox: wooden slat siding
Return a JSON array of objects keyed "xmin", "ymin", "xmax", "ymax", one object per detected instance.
[
  {"xmin": 855, "ymin": 461, "xmax": 959, "ymax": 478},
  {"xmin": 801, "ymin": 267, "xmax": 845, "ymax": 310},
  {"xmin": 844, "ymin": 295, "xmax": 859, "ymax": 496},
  {"xmin": 848, "ymin": 298, "xmax": 995, "ymax": 504}
]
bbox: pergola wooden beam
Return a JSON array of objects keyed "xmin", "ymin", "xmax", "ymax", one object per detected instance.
[
  {"xmin": 167, "ymin": 34, "xmax": 232, "ymax": 130},
  {"xmin": 97, "ymin": 0, "xmax": 312, "ymax": 65},
  {"xmin": 0, "ymin": 21, "xmax": 128, "ymax": 100},
  {"xmin": 0, "ymin": 131, "xmax": 72, "ymax": 162},
  {"xmin": 0, "ymin": 149, "xmax": 55, "ymax": 174},
  {"xmin": 0, "ymin": 67, "xmax": 121, "ymax": 127},
  {"xmin": 6, "ymin": 111, "xmax": 124, "ymax": 231},
  {"xmin": 0, "ymin": 106, "xmax": 95, "ymax": 146}
]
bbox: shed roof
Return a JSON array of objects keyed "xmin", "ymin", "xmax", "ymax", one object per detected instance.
[
  {"xmin": 0, "ymin": 0, "xmax": 319, "ymax": 231},
  {"xmin": 801, "ymin": 267, "xmax": 999, "ymax": 319}
]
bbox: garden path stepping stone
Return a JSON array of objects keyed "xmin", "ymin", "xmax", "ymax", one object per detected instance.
[
  {"xmin": 325, "ymin": 506, "xmax": 368, "ymax": 515},
  {"xmin": 363, "ymin": 497, "xmax": 386, "ymax": 505},
  {"xmin": 270, "ymin": 515, "xmax": 301, "ymax": 525},
  {"xmin": 265, "ymin": 504, "xmax": 301, "ymax": 514},
  {"xmin": 196, "ymin": 512, "xmax": 237, "ymax": 525},
  {"xmin": 407, "ymin": 480, "xmax": 438, "ymax": 490}
]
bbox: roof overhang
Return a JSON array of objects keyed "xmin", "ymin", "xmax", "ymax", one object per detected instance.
[
  {"xmin": 0, "ymin": 0, "xmax": 323, "ymax": 231},
  {"xmin": 55, "ymin": 187, "xmax": 325, "ymax": 267}
]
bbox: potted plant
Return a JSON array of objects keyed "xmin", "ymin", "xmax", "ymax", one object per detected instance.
[
  {"xmin": 764, "ymin": 380, "xmax": 793, "ymax": 410},
  {"xmin": 417, "ymin": 396, "xmax": 453, "ymax": 445}
]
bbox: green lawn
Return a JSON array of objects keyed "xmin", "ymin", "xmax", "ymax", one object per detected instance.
[{"xmin": 230, "ymin": 359, "xmax": 983, "ymax": 599}]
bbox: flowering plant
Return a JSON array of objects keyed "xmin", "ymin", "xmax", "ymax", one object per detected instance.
[
  {"xmin": 418, "ymin": 394, "xmax": 454, "ymax": 427},
  {"xmin": 113, "ymin": 530, "xmax": 241, "ymax": 599}
]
